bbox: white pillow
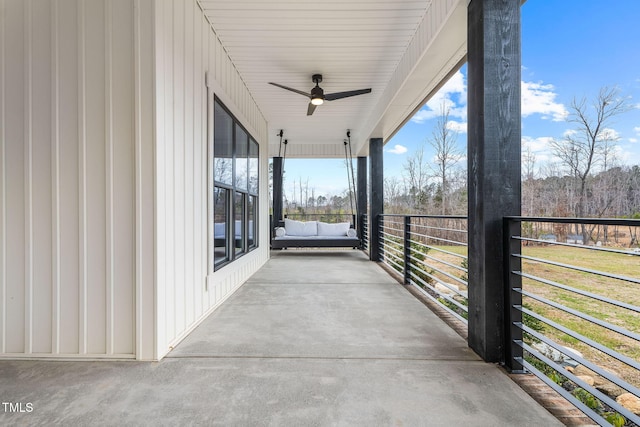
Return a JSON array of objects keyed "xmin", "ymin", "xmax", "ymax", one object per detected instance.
[
  {"xmin": 275, "ymin": 227, "xmax": 286, "ymax": 237},
  {"xmin": 284, "ymin": 219, "xmax": 318, "ymax": 236},
  {"xmin": 317, "ymin": 221, "xmax": 350, "ymax": 236},
  {"xmin": 346, "ymin": 228, "xmax": 357, "ymax": 238}
]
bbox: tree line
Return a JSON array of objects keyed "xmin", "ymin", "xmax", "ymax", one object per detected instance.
[{"xmin": 387, "ymin": 88, "xmax": 639, "ymax": 217}]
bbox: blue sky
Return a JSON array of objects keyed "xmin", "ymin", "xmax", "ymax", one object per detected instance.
[{"xmin": 282, "ymin": 0, "xmax": 640, "ymax": 199}]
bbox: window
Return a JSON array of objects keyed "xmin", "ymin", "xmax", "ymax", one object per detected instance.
[
  {"xmin": 213, "ymin": 187, "xmax": 229, "ymax": 265},
  {"xmin": 235, "ymin": 124, "xmax": 248, "ymax": 191},
  {"xmin": 234, "ymin": 193, "xmax": 245, "ymax": 255},
  {"xmin": 214, "ymin": 102, "xmax": 233, "ymax": 186},
  {"xmin": 212, "ymin": 98, "xmax": 259, "ymax": 270},
  {"xmin": 248, "ymin": 195, "xmax": 257, "ymax": 249}
]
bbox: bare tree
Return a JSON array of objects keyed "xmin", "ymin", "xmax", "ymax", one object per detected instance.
[
  {"xmin": 522, "ymin": 145, "xmax": 537, "ymax": 216},
  {"xmin": 384, "ymin": 176, "xmax": 405, "ymax": 213},
  {"xmin": 428, "ymin": 103, "xmax": 464, "ymax": 214},
  {"xmin": 522, "ymin": 145, "xmax": 537, "ymax": 181},
  {"xmin": 549, "ymin": 86, "xmax": 631, "ymax": 243},
  {"xmin": 402, "ymin": 144, "xmax": 430, "ymax": 210}
]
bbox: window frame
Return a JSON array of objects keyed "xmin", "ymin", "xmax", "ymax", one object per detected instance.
[{"xmin": 212, "ymin": 97, "xmax": 259, "ymax": 271}]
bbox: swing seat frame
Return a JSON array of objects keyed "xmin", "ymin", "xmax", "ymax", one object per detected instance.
[
  {"xmin": 270, "ymin": 216, "xmax": 361, "ymax": 249},
  {"xmin": 271, "ymin": 235, "xmax": 361, "ymax": 249}
]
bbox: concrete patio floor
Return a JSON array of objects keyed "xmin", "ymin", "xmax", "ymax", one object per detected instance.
[{"xmin": 0, "ymin": 250, "xmax": 562, "ymax": 426}]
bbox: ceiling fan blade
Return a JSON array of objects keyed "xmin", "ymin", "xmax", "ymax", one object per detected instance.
[
  {"xmin": 306, "ymin": 102, "xmax": 317, "ymax": 116},
  {"xmin": 325, "ymin": 88, "xmax": 372, "ymax": 101},
  {"xmin": 269, "ymin": 82, "xmax": 311, "ymax": 98}
]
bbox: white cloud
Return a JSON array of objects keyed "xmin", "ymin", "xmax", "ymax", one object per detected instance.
[
  {"xmin": 522, "ymin": 135, "xmax": 555, "ymax": 153},
  {"xmin": 634, "ymin": 126, "xmax": 640, "ymax": 134},
  {"xmin": 629, "ymin": 138, "xmax": 638, "ymax": 143},
  {"xmin": 521, "ymin": 81, "xmax": 568, "ymax": 121},
  {"xmin": 411, "ymin": 109, "xmax": 437, "ymax": 124},
  {"xmin": 563, "ymin": 127, "xmax": 621, "ymax": 141},
  {"xmin": 412, "ymin": 75, "xmax": 568, "ymax": 125},
  {"xmin": 411, "ymin": 71, "xmax": 467, "ymax": 124},
  {"xmin": 620, "ymin": 149, "xmax": 640, "ymax": 165},
  {"xmin": 446, "ymin": 120, "xmax": 467, "ymax": 133},
  {"xmin": 600, "ymin": 128, "xmax": 620, "ymax": 140},
  {"xmin": 386, "ymin": 144, "xmax": 408, "ymax": 154}
]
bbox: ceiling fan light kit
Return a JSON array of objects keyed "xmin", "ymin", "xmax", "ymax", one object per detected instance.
[{"xmin": 269, "ymin": 74, "xmax": 371, "ymax": 116}]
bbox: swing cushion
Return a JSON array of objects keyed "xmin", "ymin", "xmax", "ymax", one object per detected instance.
[
  {"xmin": 317, "ymin": 221, "xmax": 351, "ymax": 236},
  {"xmin": 283, "ymin": 219, "xmax": 318, "ymax": 236}
]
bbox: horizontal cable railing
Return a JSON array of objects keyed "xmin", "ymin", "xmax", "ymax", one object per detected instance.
[
  {"xmin": 505, "ymin": 216, "xmax": 640, "ymax": 427},
  {"xmin": 374, "ymin": 214, "xmax": 640, "ymax": 424},
  {"xmin": 360, "ymin": 214, "xmax": 369, "ymax": 252},
  {"xmin": 378, "ymin": 214, "xmax": 469, "ymax": 325}
]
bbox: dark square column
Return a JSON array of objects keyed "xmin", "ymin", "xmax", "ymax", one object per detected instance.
[
  {"xmin": 357, "ymin": 156, "xmax": 368, "ymax": 239},
  {"xmin": 369, "ymin": 138, "xmax": 383, "ymax": 261},
  {"xmin": 467, "ymin": 0, "xmax": 521, "ymax": 362},
  {"xmin": 272, "ymin": 156, "xmax": 283, "ymax": 230}
]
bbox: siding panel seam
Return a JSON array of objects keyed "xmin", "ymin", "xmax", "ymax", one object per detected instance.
[
  {"xmin": 0, "ymin": 0, "xmax": 6, "ymax": 354},
  {"xmin": 105, "ymin": 0, "xmax": 114, "ymax": 356},
  {"xmin": 51, "ymin": 0, "xmax": 61, "ymax": 355},
  {"xmin": 77, "ymin": 0, "xmax": 88, "ymax": 355},
  {"xmin": 133, "ymin": 0, "xmax": 142, "ymax": 361},
  {"xmin": 24, "ymin": 0, "xmax": 33, "ymax": 355}
]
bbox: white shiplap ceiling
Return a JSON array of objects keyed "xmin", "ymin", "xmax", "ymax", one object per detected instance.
[{"xmin": 198, "ymin": 0, "xmax": 466, "ymax": 158}]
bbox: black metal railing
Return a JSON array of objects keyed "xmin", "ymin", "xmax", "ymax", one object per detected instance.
[
  {"xmin": 360, "ymin": 214, "xmax": 369, "ymax": 252},
  {"xmin": 505, "ymin": 216, "xmax": 640, "ymax": 426},
  {"xmin": 378, "ymin": 214, "xmax": 469, "ymax": 323},
  {"xmin": 373, "ymin": 214, "xmax": 640, "ymax": 425}
]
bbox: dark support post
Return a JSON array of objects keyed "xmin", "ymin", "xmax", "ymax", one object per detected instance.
[
  {"xmin": 467, "ymin": 0, "xmax": 521, "ymax": 363},
  {"xmin": 504, "ymin": 217, "xmax": 524, "ymax": 372},
  {"xmin": 357, "ymin": 156, "xmax": 368, "ymax": 242},
  {"xmin": 403, "ymin": 216, "xmax": 411, "ymax": 285},
  {"xmin": 369, "ymin": 138, "xmax": 383, "ymax": 261},
  {"xmin": 272, "ymin": 156, "xmax": 283, "ymax": 231}
]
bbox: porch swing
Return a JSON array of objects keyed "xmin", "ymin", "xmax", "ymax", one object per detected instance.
[{"xmin": 271, "ymin": 131, "xmax": 362, "ymax": 249}]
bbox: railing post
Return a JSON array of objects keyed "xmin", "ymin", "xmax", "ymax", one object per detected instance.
[
  {"xmin": 504, "ymin": 217, "xmax": 524, "ymax": 373},
  {"xmin": 404, "ymin": 216, "xmax": 411, "ymax": 285}
]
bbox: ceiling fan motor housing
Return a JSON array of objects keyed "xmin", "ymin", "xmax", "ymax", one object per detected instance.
[{"xmin": 310, "ymin": 86, "xmax": 324, "ymax": 99}]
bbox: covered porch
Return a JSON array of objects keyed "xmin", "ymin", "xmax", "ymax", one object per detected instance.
[
  {"xmin": 0, "ymin": 250, "xmax": 562, "ymax": 425},
  {"xmin": 0, "ymin": 0, "xmax": 519, "ymax": 362}
]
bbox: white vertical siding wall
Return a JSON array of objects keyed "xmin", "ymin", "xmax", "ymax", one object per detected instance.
[
  {"xmin": 154, "ymin": 0, "xmax": 269, "ymax": 359},
  {"xmin": 0, "ymin": 0, "xmax": 156, "ymax": 359},
  {"xmin": 0, "ymin": 0, "xmax": 268, "ymax": 361}
]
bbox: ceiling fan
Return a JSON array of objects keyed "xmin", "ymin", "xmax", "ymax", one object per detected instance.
[{"xmin": 269, "ymin": 74, "xmax": 372, "ymax": 116}]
